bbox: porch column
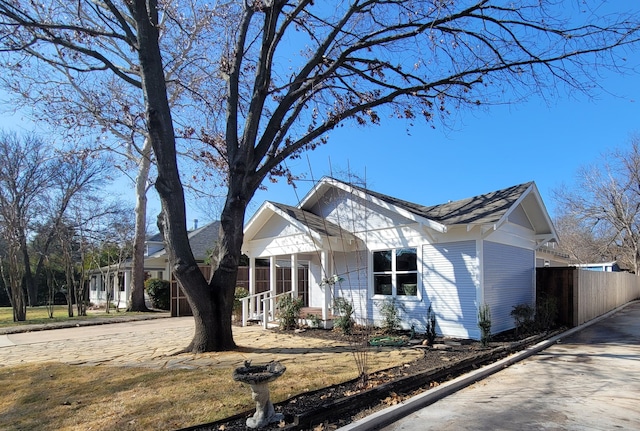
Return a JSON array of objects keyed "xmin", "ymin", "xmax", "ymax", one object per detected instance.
[
  {"xmin": 123, "ymin": 269, "xmax": 131, "ymax": 308},
  {"xmin": 269, "ymin": 256, "xmax": 277, "ymax": 324},
  {"xmin": 245, "ymin": 256, "xmax": 256, "ymax": 326},
  {"xmin": 321, "ymin": 250, "xmax": 330, "ymax": 321},
  {"xmin": 291, "ymin": 254, "xmax": 298, "ymax": 299},
  {"xmin": 249, "ymin": 256, "xmax": 256, "ymax": 296}
]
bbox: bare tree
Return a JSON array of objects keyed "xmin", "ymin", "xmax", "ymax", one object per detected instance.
[
  {"xmin": 0, "ymin": 131, "xmax": 109, "ymax": 320},
  {"xmin": 29, "ymin": 148, "xmax": 110, "ymax": 304},
  {"xmin": 0, "ymin": 132, "xmax": 54, "ymax": 319},
  {"xmin": 553, "ymin": 211, "xmax": 616, "ymax": 264},
  {"xmin": 0, "ymin": 1, "xmax": 638, "ymax": 349},
  {"xmin": 0, "ymin": 1, "xmax": 223, "ymax": 312},
  {"xmin": 555, "ymin": 137, "xmax": 640, "ymax": 273}
]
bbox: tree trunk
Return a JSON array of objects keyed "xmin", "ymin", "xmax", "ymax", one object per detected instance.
[
  {"xmin": 132, "ymin": 0, "xmax": 225, "ymax": 351},
  {"xmin": 182, "ymin": 193, "xmax": 246, "ymax": 352},
  {"xmin": 129, "ymin": 138, "xmax": 152, "ymax": 312},
  {"xmin": 20, "ymin": 233, "xmax": 36, "ymax": 307},
  {"xmin": 7, "ymin": 252, "xmax": 26, "ymax": 321}
]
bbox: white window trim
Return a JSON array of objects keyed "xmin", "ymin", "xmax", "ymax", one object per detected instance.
[{"xmin": 370, "ymin": 247, "xmax": 422, "ymax": 301}]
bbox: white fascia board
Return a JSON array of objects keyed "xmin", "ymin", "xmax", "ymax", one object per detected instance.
[
  {"xmin": 243, "ymin": 200, "xmax": 272, "ymax": 238},
  {"xmin": 491, "ymin": 184, "xmax": 534, "ymax": 233},
  {"xmin": 360, "ymin": 193, "xmax": 447, "ymax": 233},
  {"xmin": 298, "ymin": 176, "xmax": 336, "ymax": 209},
  {"xmin": 535, "ymin": 234, "xmax": 556, "ymax": 247},
  {"xmin": 300, "ymin": 176, "xmax": 448, "ymax": 233},
  {"xmin": 528, "ymin": 183, "xmax": 559, "ymax": 242},
  {"xmin": 269, "ymin": 203, "xmax": 323, "ymax": 243},
  {"xmin": 418, "ymin": 217, "xmax": 448, "ymax": 234},
  {"xmin": 347, "ymin": 186, "xmax": 447, "ymax": 234}
]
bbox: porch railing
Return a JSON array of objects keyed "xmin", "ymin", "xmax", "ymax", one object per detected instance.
[{"xmin": 240, "ymin": 290, "xmax": 294, "ymax": 329}]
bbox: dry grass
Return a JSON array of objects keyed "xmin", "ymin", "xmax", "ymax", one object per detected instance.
[
  {"xmin": 0, "ymin": 350, "xmax": 402, "ymax": 431},
  {"xmin": 0, "ymin": 306, "xmax": 152, "ymax": 329}
]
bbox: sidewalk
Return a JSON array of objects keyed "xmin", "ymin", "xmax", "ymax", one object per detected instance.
[{"xmin": 341, "ymin": 300, "xmax": 640, "ymax": 431}]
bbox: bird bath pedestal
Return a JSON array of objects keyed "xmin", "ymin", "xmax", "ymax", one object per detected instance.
[{"xmin": 233, "ymin": 361, "xmax": 286, "ymax": 429}]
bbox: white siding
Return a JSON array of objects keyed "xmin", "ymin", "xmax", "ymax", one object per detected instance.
[
  {"xmin": 423, "ymin": 241, "xmax": 480, "ymax": 339},
  {"xmin": 310, "ymin": 188, "xmax": 415, "ymax": 239},
  {"xmin": 332, "ymin": 251, "xmax": 370, "ymax": 324},
  {"xmin": 307, "ymin": 255, "xmax": 324, "ymax": 308},
  {"xmin": 483, "ymin": 241, "xmax": 535, "ymax": 333},
  {"xmin": 253, "ymin": 214, "xmax": 301, "ymax": 239}
]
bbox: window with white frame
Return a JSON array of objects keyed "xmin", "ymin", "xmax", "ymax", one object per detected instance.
[{"xmin": 373, "ymin": 248, "xmax": 418, "ymax": 297}]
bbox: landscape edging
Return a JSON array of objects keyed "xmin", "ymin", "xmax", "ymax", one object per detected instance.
[{"xmin": 336, "ymin": 301, "xmax": 636, "ymax": 431}]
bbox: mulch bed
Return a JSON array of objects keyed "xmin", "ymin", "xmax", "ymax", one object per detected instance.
[{"xmin": 181, "ymin": 327, "xmax": 554, "ymax": 431}]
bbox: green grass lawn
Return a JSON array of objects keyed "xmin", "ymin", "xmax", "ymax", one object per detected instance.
[{"xmin": 0, "ymin": 305, "xmax": 150, "ymax": 328}]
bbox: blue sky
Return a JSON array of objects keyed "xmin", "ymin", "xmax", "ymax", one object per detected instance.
[
  {"xmin": 249, "ymin": 65, "xmax": 640, "ymax": 222},
  {"xmin": 1, "ymin": 63, "xmax": 638, "ymax": 228}
]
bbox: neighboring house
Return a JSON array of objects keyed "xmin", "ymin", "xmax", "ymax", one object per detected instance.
[
  {"xmin": 241, "ymin": 177, "xmax": 558, "ymax": 339},
  {"xmin": 573, "ymin": 261, "xmax": 621, "ymax": 272},
  {"xmin": 88, "ymin": 220, "xmax": 220, "ymax": 309},
  {"xmin": 536, "ymin": 242, "xmax": 571, "ymax": 268}
]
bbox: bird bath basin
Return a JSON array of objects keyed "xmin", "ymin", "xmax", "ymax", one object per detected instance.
[{"xmin": 233, "ymin": 361, "xmax": 286, "ymax": 428}]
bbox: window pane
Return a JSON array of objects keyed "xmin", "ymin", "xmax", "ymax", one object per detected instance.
[
  {"xmin": 373, "ymin": 250, "xmax": 392, "ymax": 272},
  {"xmin": 396, "ymin": 248, "xmax": 417, "ymax": 271},
  {"xmin": 374, "ymin": 275, "xmax": 392, "ymax": 295},
  {"xmin": 397, "ymin": 273, "xmax": 418, "ymax": 296}
]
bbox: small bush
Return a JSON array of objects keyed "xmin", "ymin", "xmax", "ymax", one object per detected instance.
[
  {"xmin": 307, "ymin": 313, "xmax": 321, "ymax": 329},
  {"xmin": 425, "ymin": 305, "xmax": 437, "ymax": 345},
  {"xmin": 511, "ymin": 303, "xmax": 535, "ymax": 336},
  {"xmin": 276, "ymin": 295, "xmax": 304, "ymax": 330},
  {"xmin": 144, "ymin": 278, "xmax": 170, "ymax": 310},
  {"xmin": 478, "ymin": 303, "xmax": 492, "ymax": 347},
  {"xmin": 378, "ymin": 298, "xmax": 404, "ymax": 333},
  {"xmin": 535, "ymin": 294, "xmax": 558, "ymax": 331},
  {"xmin": 333, "ymin": 297, "xmax": 355, "ymax": 334},
  {"xmin": 233, "ymin": 287, "xmax": 249, "ymax": 322}
]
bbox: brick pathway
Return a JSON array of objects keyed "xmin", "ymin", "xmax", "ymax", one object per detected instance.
[{"xmin": 0, "ymin": 316, "xmax": 421, "ymax": 371}]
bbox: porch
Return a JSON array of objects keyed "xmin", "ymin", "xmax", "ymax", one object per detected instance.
[{"xmin": 239, "ymin": 253, "xmax": 337, "ymax": 329}]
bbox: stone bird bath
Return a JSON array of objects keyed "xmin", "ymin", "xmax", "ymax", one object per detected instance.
[{"xmin": 233, "ymin": 361, "xmax": 286, "ymax": 428}]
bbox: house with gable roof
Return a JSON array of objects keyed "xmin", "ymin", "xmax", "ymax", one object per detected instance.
[
  {"xmin": 88, "ymin": 221, "xmax": 220, "ymax": 310},
  {"xmin": 241, "ymin": 177, "xmax": 559, "ymax": 339}
]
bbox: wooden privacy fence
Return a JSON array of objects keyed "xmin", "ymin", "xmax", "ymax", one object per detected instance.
[{"xmin": 537, "ymin": 267, "xmax": 640, "ymax": 327}]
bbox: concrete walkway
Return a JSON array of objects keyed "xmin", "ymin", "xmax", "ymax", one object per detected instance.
[
  {"xmin": 0, "ymin": 316, "xmax": 421, "ymax": 371},
  {"xmin": 343, "ymin": 301, "xmax": 640, "ymax": 431}
]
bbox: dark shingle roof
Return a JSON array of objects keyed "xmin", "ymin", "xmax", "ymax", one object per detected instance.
[
  {"xmin": 188, "ymin": 221, "xmax": 221, "ymax": 259},
  {"xmin": 349, "ymin": 181, "xmax": 533, "ymax": 226},
  {"xmin": 270, "ymin": 202, "xmax": 349, "ymax": 238},
  {"xmin": 148, "ymin": 221, "xmax": 220, "ymax": 260}
]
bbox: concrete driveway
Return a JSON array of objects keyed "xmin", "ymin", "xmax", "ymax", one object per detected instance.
[{"xmin": 370, "ymin": 301, "xmax": 640, "ymax": 430}]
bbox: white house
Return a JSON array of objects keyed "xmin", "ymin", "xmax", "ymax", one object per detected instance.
[
  {"xmin": 241, "ymin": 177, "xmax": 558, "ymax": 339},
  {"xmin": 88, "ymin": 221, "xmax": 220, "ymax": 309}
]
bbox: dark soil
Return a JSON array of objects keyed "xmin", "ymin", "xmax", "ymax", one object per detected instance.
[{"xmin": 182, "ymin": 327, "xmax": 552, "ymax": 431}]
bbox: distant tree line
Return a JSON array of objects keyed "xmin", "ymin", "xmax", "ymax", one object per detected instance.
[
  {"xmin": 0, "ymin": 131, "xmax": 135, "ymax": 321},
  {"xmin": 555, "ymin": 136, "xmax": 640, "ymax": 274}
]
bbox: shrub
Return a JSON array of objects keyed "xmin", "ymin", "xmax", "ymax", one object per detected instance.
[
  {"xmin": 233, "ymin": 287, "xmax": 249, "ymax": 322},
  {"xmin": 144, "ymin": 278, "xmax": 170, "ymax": 310},
  {"xmin": 425, "ymin": 305, "xmax": 437, "ymax": 345},
  {"xmin": 478, "ymin": 303, "xmax": 492, "ymax": 347},
  {"xmin": 307, "ymin": 313, "xmax": 321, "ymax": 329},
  {"xmin": 535, "ymin": 294, "xmax": 558, "ymax": 331},
  {"xmin": 511, "ymin": 303, "xmax": 535, "ymax": 336},
  {"xmin": 333, "ymin": 297, "xmax": 355, "ymax": 334},
  {"xmin": 378, "ymin": 298, "xmax": 404, "ymax": 333},
  {"xmin": 276, "ymin": 295, "xmax": 304, "ymax": 330}
]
